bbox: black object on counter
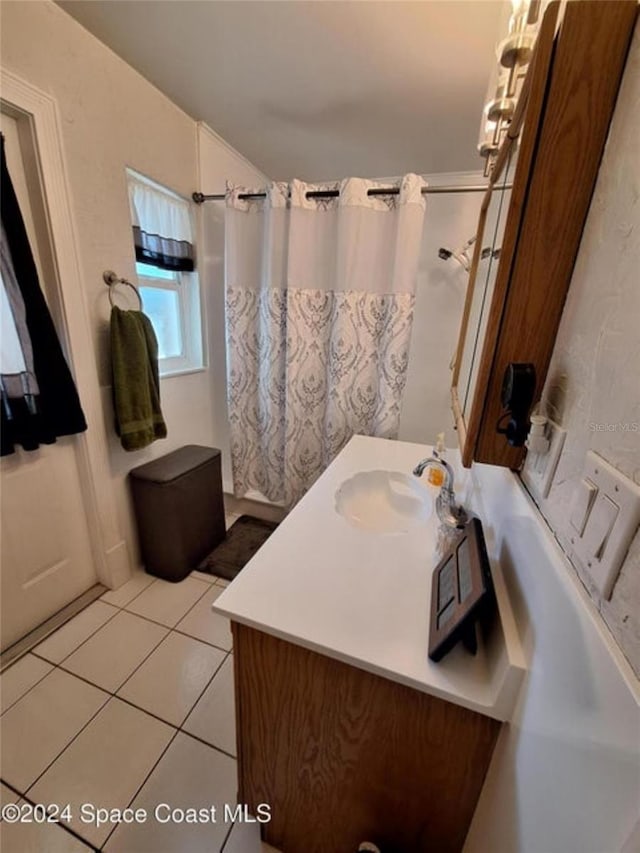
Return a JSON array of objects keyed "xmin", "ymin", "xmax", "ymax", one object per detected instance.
[{"xmin": 428, "ymin": 517, "xmax": 495, "ymax": 663}]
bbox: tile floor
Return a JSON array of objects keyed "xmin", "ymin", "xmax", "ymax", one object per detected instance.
[{"xmin": 0, "ymin": 555, "xmax": 279, "ymax": 852}]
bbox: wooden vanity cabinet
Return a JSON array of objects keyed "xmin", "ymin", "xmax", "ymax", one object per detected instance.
[
  {"xmin": 232, "ymin": 623, "xmax": 501, "ymax": 853},
  {"xmin": 452, "ymin": 0, "xmax": 638, "ymax": 469}
]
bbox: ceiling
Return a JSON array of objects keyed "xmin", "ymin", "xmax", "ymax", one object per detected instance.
[{"xmin": 57, "ymin": 0, "xmax": 508, "ymax": 182}]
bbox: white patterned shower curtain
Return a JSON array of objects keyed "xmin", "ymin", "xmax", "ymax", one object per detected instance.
[{"xmin": 224, "ymin": 175, "xmax": 426, "ymax": 507}]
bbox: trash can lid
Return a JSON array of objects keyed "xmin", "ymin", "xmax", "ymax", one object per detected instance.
[{"xmin": 129, "ymin": 445, "xmax": 221, "ymax": 484}]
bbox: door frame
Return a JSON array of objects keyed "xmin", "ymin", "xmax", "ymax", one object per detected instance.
[{"xmin": 1, "ymin": 68, "xmax": 131, "ymax": 590}]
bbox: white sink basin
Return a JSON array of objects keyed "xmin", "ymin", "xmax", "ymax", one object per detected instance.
[{"xmin": 335, "ymin": 469, "xmax": 432, "ymax": 533}]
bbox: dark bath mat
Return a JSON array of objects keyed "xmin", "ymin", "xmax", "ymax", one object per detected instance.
[{"xmin": 199, "ymin": 514, "xmax": 279, "ymax": 581}]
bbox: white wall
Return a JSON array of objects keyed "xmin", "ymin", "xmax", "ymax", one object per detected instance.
[
  {"xmin": 399, "ymin": 172, "xmax": 484, "ymax": 448},
  {"xmin": 464, "ymin": 461, "xmax": 640, "ymax": 853},
  {"xmin": 197, "ymin": 124, "xmax": 269, "ymax": 492},
  {"xmin": 0, "ymin": 1, "xmax": 265, "ymax": 574},
  {"xmin": 530, "ymin": 21, "xmax": 640, "ymax": 676}
]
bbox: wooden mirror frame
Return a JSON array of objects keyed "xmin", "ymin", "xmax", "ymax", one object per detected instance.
[{"xmin": 451, "ymin": 0, "xmax": 637, "ymax": 469}]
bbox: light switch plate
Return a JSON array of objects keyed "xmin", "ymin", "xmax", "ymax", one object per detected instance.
[
  {"xmin": 569, "ymin": 451, "xmax": 640, "ymax": 600},
  {"xmin": 569, "ymin": 477, "xmax": 598, "ymax": 535},
  {"xmin": 521, "ymin": 420, "xmax": 567, "ymax": 501}
]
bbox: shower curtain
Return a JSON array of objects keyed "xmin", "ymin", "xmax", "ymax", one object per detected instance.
[{"xmin": 225, "ymin": 175, "xmax": 426, "ymax": 506}]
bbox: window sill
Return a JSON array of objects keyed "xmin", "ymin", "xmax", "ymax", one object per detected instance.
[{"xmin": 159, "ymin": 365, "xmax": 207, "ymax": 380}]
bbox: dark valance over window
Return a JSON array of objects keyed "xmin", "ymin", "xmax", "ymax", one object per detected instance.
[{"xmin": 128, "ymin": 174, "xmax": 194, "ymax": 272}]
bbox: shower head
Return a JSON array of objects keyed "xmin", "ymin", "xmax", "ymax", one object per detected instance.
[{"xmin": 438, "ymin": 235, "xmax": 476, "ymax": 273}]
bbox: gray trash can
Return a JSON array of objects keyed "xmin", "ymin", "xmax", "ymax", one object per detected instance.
[{"xmin": 129, "ymin": 445, "xmax": 226, "ymax": 582}]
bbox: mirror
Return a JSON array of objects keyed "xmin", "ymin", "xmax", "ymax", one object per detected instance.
[
  {"xmin": 458, "ymin": 150, "xmax": 516, "ymax": 422},
  {"xmin": 449, "ymin": 0, "xmax": 559, "ymax": 467},
  {"xmin": 450, "ymin": 141, "xmax": 517, "ymax": 451}
]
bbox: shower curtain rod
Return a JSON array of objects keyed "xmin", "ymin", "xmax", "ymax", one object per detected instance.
[{"xmin": 192, "ymin": 183, "xmax": 507, "ymax": 204}]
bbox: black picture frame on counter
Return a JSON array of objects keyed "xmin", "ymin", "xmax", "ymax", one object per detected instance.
[{"xmin": 429, "ymin": 517, "xmax": 495, "ymax": 662}]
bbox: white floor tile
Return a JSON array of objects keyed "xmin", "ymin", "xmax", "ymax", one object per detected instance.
[
  {"xmin": 62, "ymin": 611, "xmax": 168, "ymax": 693},
  {"xmin": 105, "ymin": 732, "xmax": 236, "ymax": 853},
  {"xmin": 0, "ymin": 782, "xmax": 19, "ymax": 806},
  {"xmin": 215, "ymin": 577, "xmax": 230, "ymax": 588},
  {"xmin": 29, "ymin": 697, "xmax": 174, "ymax": 848},
  {"xmin": 1, "ymin": 669, "xmax": 107, "ymax": 792},
  {"xmin": 0, "ymin": 653, "xmax": 53, "ymax": 713},
  {"xmin": 183, "ymin": 655, "xmax": 236, "ymax": 755},
  {"xmin": 1, "ymin": 803, "xmax": 92, "ymax": 852},
  {"xmin": 190, "ymin": 570, "xmax": 218, "ymax": 585},
  {"xmin": 223, "ymin": 821, "xmax": 281, "ymax": 853},
  {"xmin": 33, "ymin": 601, "xmax": 118, "ymax": 664},
  {"xmin": 100, "ymin": 571, "xmax": 155, "ymax": 608},
  {"xmin": 125, "ymin": 576, "xmax": 210, "ymax": 627},
  {"xmin": 118, "ymin": 632, "xmax": 226, "ymax": 726},
  {"xmin": 175, "ymin": 584, "xmax": 232, "ymax": 650}
]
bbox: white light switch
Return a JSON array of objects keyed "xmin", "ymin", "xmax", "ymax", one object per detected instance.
[
  {"xmin": 570, "ymin": 478, "xmax": 598, "ymax": 534},
  {"xmin": 582, "ymin": 494, "xmax": 619, "ymax": 560},
  {"xmin": 570, "ymin": 452, "xmax": 640, "ymax": 600}
]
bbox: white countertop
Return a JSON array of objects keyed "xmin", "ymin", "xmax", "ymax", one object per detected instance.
[{"xmin": 214, "ymin": 435, "xmax": 526, "ymax": 721}]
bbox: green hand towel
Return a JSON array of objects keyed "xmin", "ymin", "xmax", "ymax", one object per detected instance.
[{"xmin": 110, "ymin": 306, "xmax": 167, "ymax": 451}]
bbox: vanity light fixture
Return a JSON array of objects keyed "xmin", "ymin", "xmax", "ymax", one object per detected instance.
[{"xmin": 478, "ymin": 0, "xmax": 542, "ymax": 176}]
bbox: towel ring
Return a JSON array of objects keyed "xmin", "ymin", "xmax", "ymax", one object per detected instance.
[{"xmin": 103, "ymin": 270, "xmax": 143, "ymax": 310}]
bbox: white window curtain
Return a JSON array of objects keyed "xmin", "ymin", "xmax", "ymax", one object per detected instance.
[
  {"xmin": 225, "ymin": 175, "xmax": 427, "ymax": 507},
  {"xmin": 127, "ymin": 175, "xmax": 195, "ymax": 271},
  {"xmin": 0, "ymin": 223, "xmax": 39, "ymax": 405}
]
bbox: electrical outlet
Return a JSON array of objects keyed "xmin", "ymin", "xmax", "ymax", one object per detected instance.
[{"xmin": 521, "ymin": 419, "xmax": 567, "ymax": 501}]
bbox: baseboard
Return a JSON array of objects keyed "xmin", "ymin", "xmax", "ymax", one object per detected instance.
[
  {"xmin": 224, "ymin": 492, "xmax": 287, "ymax": 525},
  {"xmin": 0, "ymin": 584, "xmax": 107, "ymax": 671}
]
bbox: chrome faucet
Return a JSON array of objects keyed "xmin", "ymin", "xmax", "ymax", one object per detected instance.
[{"xmin": 413, "ymin": 452, "xmax": 468, "ymax": 529}]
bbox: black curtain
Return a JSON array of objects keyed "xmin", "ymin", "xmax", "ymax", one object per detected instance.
[{"xmin": 1, "ymin": 135, "xmax": 87, "ymax": 456}]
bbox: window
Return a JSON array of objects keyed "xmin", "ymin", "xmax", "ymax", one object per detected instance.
[{"xmin": 127, "ymin": 170, "xmax": 204, "ymax": 376}]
